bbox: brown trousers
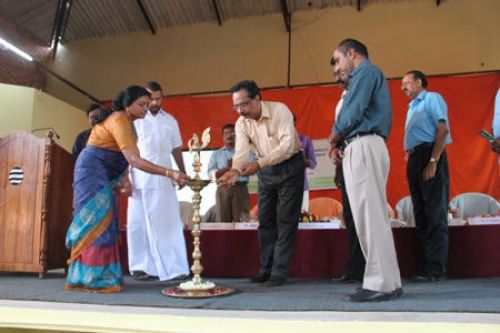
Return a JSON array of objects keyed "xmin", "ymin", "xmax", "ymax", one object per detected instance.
[{"xmin": 215, "ymin": 183, "xmax": 250, "ymax": 222}]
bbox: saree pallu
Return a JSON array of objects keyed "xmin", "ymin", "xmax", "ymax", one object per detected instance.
[{"xmin": 65, "ymin": 146, "xmax": 128, "ymax": 293}]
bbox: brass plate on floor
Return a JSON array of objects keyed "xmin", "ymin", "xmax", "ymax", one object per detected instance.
[{"xmin": 162, "ymin": 286, "xmax": 235, "ymax": 298}]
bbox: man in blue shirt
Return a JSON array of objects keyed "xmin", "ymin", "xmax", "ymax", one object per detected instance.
[
  {"xmin": 402, "ymin": 70, "xmax": 451, "ymax": 282},
  {"xmin": 329, "ymin": 39, "xmax": 402, "ymax": 302},
  {"xmin": 330, "ymin": 69, "xmax": 365, "ymax": 285},
  {"xmin": 207, "ymin": 124, "xmax": 251, "ymax": 222}
]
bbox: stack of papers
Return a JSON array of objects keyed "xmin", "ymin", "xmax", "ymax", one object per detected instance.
[
  {"xmin": 448, "ymin": 218, "xmax": 467, "ymax": 226},
  {"xmin": 199, "ymin": 220, "xmax": 344, "ymax": 230},
  {"xmin": 467, "ymin": 216, "xmax": 500, "ymax": 225},
  {"xmin": 298, "ymin": 220, "xmax": 343, "ymax": 229}
]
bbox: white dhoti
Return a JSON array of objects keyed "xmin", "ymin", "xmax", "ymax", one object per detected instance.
[
  {"xmin": 301, "ymin": 190, "xmax": 309, "ymax": 212},
  {"xmin": 127, "ymin": 188, "xmax": 189, "ymax": 281},
  {"xmin": 343, "ymin": 135, "xmax": 401, "ymax": 292}
]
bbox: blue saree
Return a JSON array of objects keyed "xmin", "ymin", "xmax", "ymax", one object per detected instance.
[{"xmin": 65, "ymin": 146, "xmax": 128, "ymax": 292}]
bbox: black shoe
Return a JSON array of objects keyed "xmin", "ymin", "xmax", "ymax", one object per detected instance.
[
  {"xmin": 413, "ymin": 274, "xmax": 447, "ymax": 282},
  {"xmin": 131, "ymin": 271, "xmax": 151, "ymax": 281},
  {"xmin": 250, "ymin": 273, "xmax": 270, "ymax": 283},
  {"xmin": 346, "ymin": 288, "xmax": 400, "ymax": 302},
  {"xmin": 332, "ymin": 275, "xmax": 355, "ymax": 283},
  {"xmin": 354, "ymin": 287, "xmax": 404, "ymax": 297},
  {"xmin": 263, "ymin": 276, "xmax": 286, "ymax": 287}
]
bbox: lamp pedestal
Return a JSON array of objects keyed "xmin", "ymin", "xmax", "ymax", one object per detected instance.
[{"xmin": 162, "ymin": 128, "xmax": 235, "ymax": 298}]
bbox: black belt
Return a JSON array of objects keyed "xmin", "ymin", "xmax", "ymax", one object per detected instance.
[
  {"xmin": 260, "ymin": 152, "xmax": 303, "ymax": 174},
  {"xmin": 407, "ymin": 142, "xmax": 434, "ymax": 154},
  {"xmin": 341, "ymin": 131, "xmax": 385, "ymax": 149}
]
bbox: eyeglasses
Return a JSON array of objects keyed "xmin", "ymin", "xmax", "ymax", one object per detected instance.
[{"xmin": 233, "ymin": 98, "xmax": 253, "ymax": 111}]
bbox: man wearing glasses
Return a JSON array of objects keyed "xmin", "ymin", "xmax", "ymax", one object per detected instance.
[{"xmin": 219, "ymin": 80, "xmax": 305, "ymax": 287}]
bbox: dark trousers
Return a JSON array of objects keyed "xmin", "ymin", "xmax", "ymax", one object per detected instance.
[
  {"xmin": 337, "ymin": 164, "xmax": 365, "ymax": 281},
  {"xmin": 407, "ymin": 144, "xmax": 449, "ymax": 277},
  {"xmin": 257, "ymin": 153, "xmax": 305, "ymax": 278}
]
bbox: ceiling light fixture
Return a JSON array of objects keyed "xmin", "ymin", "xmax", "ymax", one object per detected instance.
[{"xmin": 0, "ymin": 37, "xmax": 33, "ymax": 62}]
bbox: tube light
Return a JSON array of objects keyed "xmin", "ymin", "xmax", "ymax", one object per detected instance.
[{"xmin": 0, "ymin": 37, "xmax": 33, "ymax": 62}]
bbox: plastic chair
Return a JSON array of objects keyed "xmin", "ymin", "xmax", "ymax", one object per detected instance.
[
  {"xmin": 309, "ymin": 197, "xmax": 343, "ymax": 220},
  {"xmin": 395, "ymin": 196, "xmax": 414, "ymax": 225},
  {"xmin": 450, "ymin": 192, "xmax": 500, "ymax": 219},
  {"xmin": 202, "ymin": 204, "xmax": 216, "ymax": 223}
]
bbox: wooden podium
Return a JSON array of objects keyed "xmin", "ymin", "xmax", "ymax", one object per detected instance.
[{"xmin": 0, "ymin": 131, "xmax": 74, "ymax": 277}]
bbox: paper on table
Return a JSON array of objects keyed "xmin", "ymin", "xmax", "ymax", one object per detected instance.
[{"xmin": 468, "ymin": 216, "xmax": 500, "ymax": 225}]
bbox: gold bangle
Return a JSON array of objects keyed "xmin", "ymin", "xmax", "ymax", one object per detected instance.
[{"xmin": 165, "ymin": 169, "xmax": 172, "ymax": 178}]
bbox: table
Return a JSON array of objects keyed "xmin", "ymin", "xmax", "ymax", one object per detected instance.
[
  {"xmin": 120, "ymin": 224, "xmax": 500, "ymax": 278},
  {"xmin": 182, "ymin": 225, "xmax": 500, "ymax": 278}
]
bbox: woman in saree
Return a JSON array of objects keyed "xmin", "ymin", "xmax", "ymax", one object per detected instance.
[{"xmin": 65, "ymin": 85, "xmax": 188, "ymax": 293}]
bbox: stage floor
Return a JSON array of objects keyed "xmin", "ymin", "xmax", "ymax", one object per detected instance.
[
  {"xmin": 2, "ymin": 272, "xmax": 500, "ymax": 333},
  {"xmin": 0, "ymin": 272, "xmax": 499, "ymax": 313}
]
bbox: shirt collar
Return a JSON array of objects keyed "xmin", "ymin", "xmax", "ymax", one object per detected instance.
[
  {"xmin": 243, "ymin": 101, "xmax": 271, "ymax": 123},
  {"xmin": 258, "ymin": 101, "xmax": 271, "ymax": 122},
  {"xmin": 410, "ymin": 90, "xmax": 427, "ymax": 107},
  {"xmin": 349, "ymin": 59, "xmax": 369, "ymax": 80}
]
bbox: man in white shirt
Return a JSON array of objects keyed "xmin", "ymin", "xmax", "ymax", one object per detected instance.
[{"xmin": 127, "ymin": 81, "xmax": 189, "ymax": 281}]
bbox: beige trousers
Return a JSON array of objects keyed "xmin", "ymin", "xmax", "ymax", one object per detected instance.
[{"xmin": 343, "ymin": 135, "xmax": 401, "ymax": 292}]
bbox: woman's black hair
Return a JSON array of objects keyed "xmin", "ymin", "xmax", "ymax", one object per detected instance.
[{"xmin": 92, "ymin": 85, "xmax": 150, "ymax": 125}]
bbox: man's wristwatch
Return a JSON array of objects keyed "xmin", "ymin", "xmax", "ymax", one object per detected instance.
[{"xmin": 430, "ymin": 157, "xmax": 437, "ymax": 163}]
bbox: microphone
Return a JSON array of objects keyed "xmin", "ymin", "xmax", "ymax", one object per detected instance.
[{"xmin": 31, "ymin": 127, "xmax": 61, "ymax": 139}]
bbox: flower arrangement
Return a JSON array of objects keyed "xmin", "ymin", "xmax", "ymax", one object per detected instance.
[{"xmin": 300, "ymin": 211, "xmax": 318, "ymax": 222}]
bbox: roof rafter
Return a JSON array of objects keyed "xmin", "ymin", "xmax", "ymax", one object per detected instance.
[
  {"xmin": 280, "ymin": 0, "xmax": 291, "ymax": 33},
  {"xmin": 211, "ymin": 0, "xmax": 223, "ymax": 26},
  {"xmin": 137, "ymin": 0, "xmax": 156, "ymax": 35},
  {"xmin": 49, "ymin": 0, "xmax": 72, "ymax": 56}
]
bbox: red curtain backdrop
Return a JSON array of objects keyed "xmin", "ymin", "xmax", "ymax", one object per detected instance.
[{"xmin": 161, "ymin": 72, "xmax": 499, "ymax": 207}]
